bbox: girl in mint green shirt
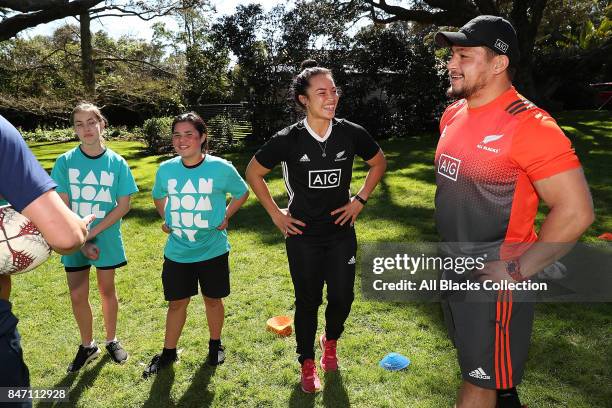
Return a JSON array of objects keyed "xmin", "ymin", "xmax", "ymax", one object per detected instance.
[
  {"xmin": 51, "ymin": 103, "xmax": 137, "ymax": 372},
  {"xmin": 143, "ymin": 112, "xmax": 248, "ymax": 378}
]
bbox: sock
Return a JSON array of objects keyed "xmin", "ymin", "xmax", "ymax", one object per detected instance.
[
  {"xmin": 105, "ymin": 338, "xmax": 117, "ymax": 345},
  {"xmin": 497, "ymin": 387, "xmax": 522, "ymax": 408},
  {"xmin": 83, "ymin": 340, "xmax": 96, "ymax": 348},
  {"xmin": 209, "ymin": 339, "xmax": 221, "ymax": 349},
  {"xmin": 161, "ymin": 347, "xmax": 177, "ymax": 359}
]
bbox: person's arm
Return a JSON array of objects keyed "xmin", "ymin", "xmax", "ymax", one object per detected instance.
[
  {"xmin": 87, "ymin": 196, "xmax": 131, "ymax": 240},
  {"xmin": 474, "ymin": 169, "xmax": 594, "ymax": 282},
  {"xmin": 331, "ymin": 149, "xmax": 387, "ymax": 225},
  {"xmin": 21, "ymin": 190, "xmax": 92, "ymax": 255},
  {"xmin": 245, "ymin": 157, "xmax": 305, "ymax": 236},
  {"xmin": 0, "ymin": 119, "xmax": 91, "ymax": 254},
  {"xmin": 517, "ymin": 168, "xmax": 594, "ymax": 277},
  {"xmin": 153, "ymin": 196, "xmax": 171, "ymax": 233},
  {"xmin": 474, "ymin": 115, "xmax": 593, "ymax": 282},
  {"xmin": 217, "ymin": 191, "xmax": 249, "ymax": 230}
]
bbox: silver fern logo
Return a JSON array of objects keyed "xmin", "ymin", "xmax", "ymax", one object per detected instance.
[{"xmin": 477, "ymin": 134, "xmax": 504, "ymax": 153}]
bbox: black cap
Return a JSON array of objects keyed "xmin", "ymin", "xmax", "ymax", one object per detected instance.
[{"xmin": 435, "ymin": 15, "xmax": 520, "ymax": 65}]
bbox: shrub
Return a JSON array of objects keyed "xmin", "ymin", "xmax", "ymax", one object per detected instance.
[
  {"xmin": 207, "ymin": 112, "xmax": 242, "ymax": 152},
  {"xmin": 21, "ymin": 127, "xmax": 77, "ymax": 143},
  {"xmin": 143, "ymin": 116, "xmax": 174, "ymax": 154},
  {"xmin": 105, "ymin": 125, "xmax": 137, "ymax": 140},
  {"xmin": 21, "ymin": 125, "xmax": 142, "ymax": 143}
]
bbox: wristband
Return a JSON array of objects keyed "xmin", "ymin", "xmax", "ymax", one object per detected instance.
[
  {"xmin": 354, "ymin": 195, "xmax": 367, "ymax": 205},
  {"xmin": 505, "ymin": 259, "xmax": 526, "ymax": 282}
]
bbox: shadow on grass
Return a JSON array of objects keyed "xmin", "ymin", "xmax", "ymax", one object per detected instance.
[
  {"xmin": 286, "ymin": 370, "xmax": 351, "ymax": 408},
  {"xmin": 322, "ymin": 370, "xmax": 350, "ymax": 408},
  {"xmin": 42, "ymin": 355, "xmax": 107, "ymax": 408},
  {"xmin": 288, "ymin": 383, "xmax": 316, "ymax": 408},
  {"xmin": 175, "ymin": 363, "xmax": 216, "ymax": 407},
  {"xmin": 141, "ymin": 362, "xmax": 217, "ymax": 408},
  {"xmin": 142, "ymin": 365, "xmax": 176, "ymax": 408}
]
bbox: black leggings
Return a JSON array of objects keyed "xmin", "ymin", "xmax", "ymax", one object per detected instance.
[{"xmin": 285, "ymin": 229, "xmax": 357, "ymax": 363}]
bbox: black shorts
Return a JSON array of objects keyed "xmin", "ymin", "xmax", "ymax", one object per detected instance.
[
  {"xmin": 442, "ymin": 289, "xmax": 534, "ymax": 390},
  {"xmin": 162, "ymin": 252, "xmax": 230, "ymax": 301},
  {"xmin": 65, "ymin": 261, "xmax": 127, "ymax": 273}
]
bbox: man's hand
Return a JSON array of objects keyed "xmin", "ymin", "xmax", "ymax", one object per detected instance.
[
  {"xmin": 22, "ymin": 190, "xmax": 91, "ymax": 254},
  {"xmin": 83, "ymin": 214, "xmax": 96, "ymax": 228},
  {"xmin": 472, "ymin": 260, "xmax": 516, "ymax": 284}
]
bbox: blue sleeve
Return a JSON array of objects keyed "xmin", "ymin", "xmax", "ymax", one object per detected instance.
[
  {"xmin": 50, "ymin": 155, "xmax": 69, "ymax": 194},
  {"xmin": 152, "ymin": 166, "xmax": 167, "ymax": 199},
  {"xmin": 117, "ymin": 158, "xmax": 139, "ymax": 197},
  {"xmin": 223, "ymin": 162, "xmax": 248, "ymax": 198},
  {"xmin": 0, "ymin": 116, "xmax": 57, "ymax": 212}
]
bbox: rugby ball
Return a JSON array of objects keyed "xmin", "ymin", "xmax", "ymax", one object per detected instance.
[{"xmin": 0, "ymin": 205, "xmax": 52, "ymax": 275}]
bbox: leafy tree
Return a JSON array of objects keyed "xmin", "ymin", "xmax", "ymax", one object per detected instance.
[
  {"xmin": 0, "ymin": 25, "xmax": 182, "ymax": 127},
  {"xmin": 212, "ymin": 4, "xmax": 288, "ymax": 138},
  {"xmin": 174, "ymin": 2, "xmax": 231, "ymax": 105},
  {"xmin": 331, "ymin": 0, "xmax": 545, "ymax": 100},
  {"xmin": 350, "ymin": 22, "xmax": 447, "ymax": 135},
  {"xmin": 0, "ymin": 1, "xmax": 202, "ymax": 97}
]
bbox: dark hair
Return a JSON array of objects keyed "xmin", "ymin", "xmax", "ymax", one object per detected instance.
[
  {"xmin": 172, "ymin": 112, "xmax": 208, "ymax": 152},
  {"xmin": 289, "ymin": 59, "xmax": 333, "ymax": 110}
]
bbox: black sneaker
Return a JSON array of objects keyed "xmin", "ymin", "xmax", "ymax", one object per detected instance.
[
  {"xmin": 142, "ymin": 352, "xmax": 177, "ymax": 379},
  {"xmin": 207, "ymin": 344, "xmax": 225, "ymax": 366},
  {"xmin": 67, "ymin": 344, "xmax": 101, "ymax": 373},
  {"xmin": 106, "ymin": 340, "xmax": 128, "ymax": 364}
]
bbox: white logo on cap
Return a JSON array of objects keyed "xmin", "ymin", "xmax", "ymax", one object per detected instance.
[{"xmin": 494, "ymin": 39, "xmax": 509, "ymax": 53}]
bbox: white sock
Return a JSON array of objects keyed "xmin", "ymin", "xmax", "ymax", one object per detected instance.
[
  {"xmin": 105, "ymin": 338, "xmax": 117, "ymax": 345},
  {"xmin": 83, "ymin": 340, "xmax": 96, "ymax": 348}
]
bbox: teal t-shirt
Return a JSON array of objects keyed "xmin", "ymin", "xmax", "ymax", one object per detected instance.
[
  {"xmin": 152, "ymin": 155, "xmax": 248, "ymax": 263},
  {"xmin": 51, "ymin": 146, "xmax": 139, "ymax": 267}
]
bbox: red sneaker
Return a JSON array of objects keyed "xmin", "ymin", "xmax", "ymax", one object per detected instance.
[
  {"xmin": 319, "ymin": 333, "xmax": 338, "ymax": 372},
  {"xmin": 300, "ymin": 359, "xmax": 321, "ymax": 393}
]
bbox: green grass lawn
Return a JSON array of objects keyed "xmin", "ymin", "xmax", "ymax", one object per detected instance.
[{"xmin": 11, "ymin": 110, "xmax": 611, "ymax": 407}]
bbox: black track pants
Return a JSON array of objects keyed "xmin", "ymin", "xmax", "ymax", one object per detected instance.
[{"xmin": 285, "ymin": 229, "xmax": 357, "ymax": 363}]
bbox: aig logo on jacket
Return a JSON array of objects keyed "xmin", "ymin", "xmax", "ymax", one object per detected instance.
[{"xmin": 309, "ymin": 169, "xmax": 341, "ymax": 188}]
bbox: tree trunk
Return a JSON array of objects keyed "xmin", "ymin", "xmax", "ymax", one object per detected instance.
[
  {"xmin": 512, "ymin": 25, "xmax": 537, "ymax": 101},
  {"xmin": 510, "ymin": 0, "xmax": 547, "ymax": 102},
  {"xmin": 80, "ymin": 10, "xmax": 95, "ymax": 97}
]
